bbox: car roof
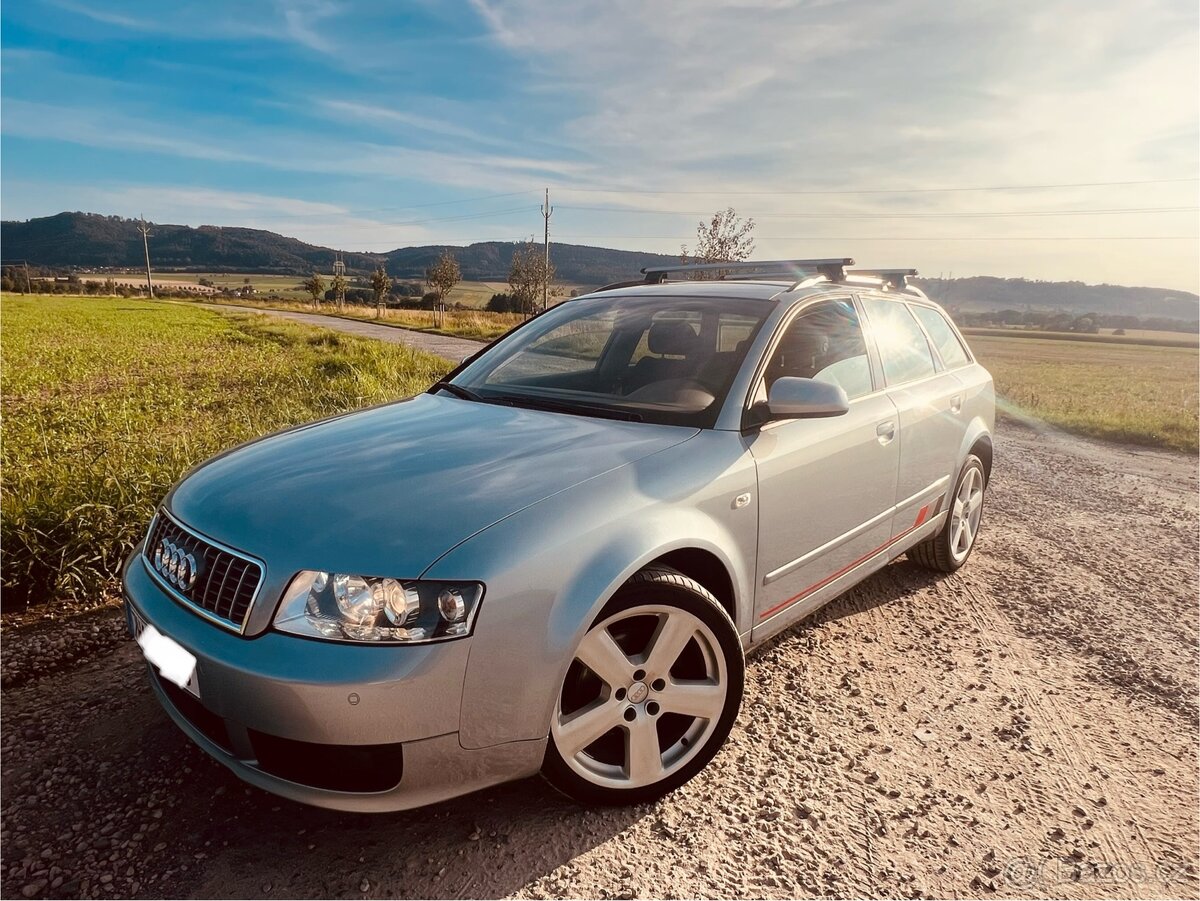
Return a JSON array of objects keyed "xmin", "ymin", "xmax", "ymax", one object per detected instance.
[{"xmin": 574, "ymin": 276, "xmax": 943, "ymax": 310}]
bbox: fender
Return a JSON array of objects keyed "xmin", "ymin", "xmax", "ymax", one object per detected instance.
[
  {"xmin": 422, "ymin": 430, "xmax": 757, "ymax": 749},
  {"xmin": 942, "ymin": 367, "xmax": 995, "ymax": 510}
]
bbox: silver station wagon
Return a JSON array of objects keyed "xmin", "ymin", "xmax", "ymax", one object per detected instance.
[{"xmin": 123, "ymin": 258, "xmax": 995, "ymax": 811}]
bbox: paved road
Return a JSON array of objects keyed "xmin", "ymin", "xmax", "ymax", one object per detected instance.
[
  {"xmin": 3, "ymin": 421, "xmax": 1197, "ymax": 899},
  {"xmin": 211, "ymin": 303, "xmax": 487, "ymax": 363}
]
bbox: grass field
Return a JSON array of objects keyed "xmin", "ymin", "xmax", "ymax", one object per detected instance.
[
  {"xmin": 0, "ymin": 295, "xmax": 451, "ymax": 610},
  {"xmin": 962, "ymin": 326, "xmax": 1198, "ymax": 348},
  {"xmin": 970, "ymin": 334, "xmax": 1199, "ymax": 453}
]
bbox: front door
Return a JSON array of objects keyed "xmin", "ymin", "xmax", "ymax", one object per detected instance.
[{"xmin": 748, "ymin": 298, "xmax": 900, "ymax": 636}]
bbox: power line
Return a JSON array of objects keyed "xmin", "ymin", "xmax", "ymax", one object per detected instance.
[
  {"xmin": 556, "ymin": 205, "xmax": 1200, "ymax": 219},
  {"xmin": 551, "ymin": 234, "xmax": 1200, "ymax": 241},
  {"xmin": 557, "ymin": 177, "xmax": 1200, "ymax": 196}
]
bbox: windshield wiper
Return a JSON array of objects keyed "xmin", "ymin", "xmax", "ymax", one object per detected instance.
[
  {"xmin": 432, "ymin": 381, "xmax": 484, "ymax": 402},
  {"xmin": 498, "ymin": 395, "xmax": 644, "ymax": 422}
]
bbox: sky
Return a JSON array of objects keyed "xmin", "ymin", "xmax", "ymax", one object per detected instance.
[{"xmin": 1, "ymin": 0, "xmax": 1197, "ymax": 290}]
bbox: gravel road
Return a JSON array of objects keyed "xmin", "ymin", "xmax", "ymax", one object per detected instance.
[
  {"xmin": 3, "ymin": 417, "xmax": 1196, "ymax": 900},
  {"xmin": 209, "ymin": 303, "xmax": 487, "ymax": 363}
]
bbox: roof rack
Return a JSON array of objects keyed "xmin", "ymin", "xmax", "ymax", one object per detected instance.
[
  {"xmin": 847, "ymin": 268, "xmax": 918, "ymax": 290},
  {"xmin": 641, "ymin": 258, "xmax": 855, "ymax": 284}
]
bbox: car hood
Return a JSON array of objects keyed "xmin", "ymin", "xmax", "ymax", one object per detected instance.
[{"xmin": 167, "ymin": 392, "xmax": 698, "ymax": 580}]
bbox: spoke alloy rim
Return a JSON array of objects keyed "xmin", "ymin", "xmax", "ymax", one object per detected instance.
[
  {"xmin": 552, "ymin": 604, "xmax": 727, "ymax": 789},
  {"xmin": 949, "ymin": 466, "xmax": 984, "ymax": 562}
]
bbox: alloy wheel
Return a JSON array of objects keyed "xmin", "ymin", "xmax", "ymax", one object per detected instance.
[
  {"xmin": 551, "ymin": 604, "xmax": 728, "ymax": 790},
  {"xmin": 949, "ymin": 465, "xmax": 984, "ymax": 563}
]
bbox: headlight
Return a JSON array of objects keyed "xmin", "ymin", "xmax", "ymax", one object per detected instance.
[{"xmin": 274, "ymin": 571, "xmax": 483, "ymax": 643}]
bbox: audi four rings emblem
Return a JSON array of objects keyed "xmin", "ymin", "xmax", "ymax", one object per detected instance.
[{"xmin": 154, "ymin": 538, "xmax": 199, "ymax": 590}]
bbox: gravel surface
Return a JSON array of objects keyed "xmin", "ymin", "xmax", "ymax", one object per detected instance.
[{"xmin": 2, "ymin": 421, "xmax": 1197, "ymax": 900}]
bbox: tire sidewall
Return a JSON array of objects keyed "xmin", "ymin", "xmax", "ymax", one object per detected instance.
[{"xmin": 542, "ymin": 573, "xmax": 745, "ymax": 806}]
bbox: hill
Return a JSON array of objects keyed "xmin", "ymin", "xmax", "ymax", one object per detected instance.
[
  {"xmin": 915, "ymin": 276, "xmax": 1198, "ymax": 323},
  {"xmin": 0, "ymin": 212, "xmax": 677, "ymax": 286},
  {"xmin": 3, "ymin": 212, "xmax": 1196, "ymax": 321}
]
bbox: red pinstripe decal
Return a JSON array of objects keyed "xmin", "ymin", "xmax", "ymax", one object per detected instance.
[{"xmin": 758, "ymin": 500, "xmax": 939, "ymax": 621}]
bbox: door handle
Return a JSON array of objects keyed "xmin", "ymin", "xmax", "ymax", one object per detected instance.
[
  {"xmin": 876, "ymin": 420, "xmax": 896, "ymax": 445},
  {"xmin": 949, "ymin": 394, "xmax": 963, "ymax": 414}
]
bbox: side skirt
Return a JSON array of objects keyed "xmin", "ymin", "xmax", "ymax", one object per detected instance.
[{"xmin": 749, "ymin": 509, "xmax": 946, "ymax": 648}]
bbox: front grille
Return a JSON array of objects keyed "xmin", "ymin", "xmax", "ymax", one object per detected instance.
[{"xmin": 144, "ymin": 511, "xmax": 263, "ymax": 632}]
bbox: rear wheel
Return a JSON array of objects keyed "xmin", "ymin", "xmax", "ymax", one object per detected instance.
[
  {"xmin": 908, "ymin": 454, "xmax": 986, "ymax": 572},
  {"xmin": 542, "ymin": 567, "xmax": 744, "ymax": 806}
]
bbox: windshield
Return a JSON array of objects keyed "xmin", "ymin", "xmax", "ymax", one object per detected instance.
[{"xmin": 447, "ymin": 294, "xmax": 772, "ymax": 427}]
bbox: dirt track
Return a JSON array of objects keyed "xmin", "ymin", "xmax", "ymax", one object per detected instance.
[{"xmin": 2, "ymin": 419, "xmax": 1198, "ymax": 899}]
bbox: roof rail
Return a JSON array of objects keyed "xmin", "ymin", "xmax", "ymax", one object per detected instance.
[
  {"xmin": 847, "ymin": 268, "xmax": 918, "ymax": 290},
  {"xmin": 592, "ymin": 278, "xmax": 648, "ymax": 293},
  {"xmin": 641, "ymin": 258, "xmax": 854, "ymax": 284}
]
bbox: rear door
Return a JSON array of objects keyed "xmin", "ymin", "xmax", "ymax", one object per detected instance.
[
  {"xmin": 748, "ymin": 298, "xmax": 899, "ymax": 635},
  {"xmin": 859, "ymin": 295, "xmax": 967, "ymax": 534}
]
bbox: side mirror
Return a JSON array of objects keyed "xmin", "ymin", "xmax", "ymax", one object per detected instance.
[{"xmin": 766, "ymin": 377, "xmax": 850, "ymax": 419}]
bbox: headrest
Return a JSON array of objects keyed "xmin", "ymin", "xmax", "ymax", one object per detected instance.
[
  {"xmin": 782, "ymin": 330, "xmax": 829, "ymax": 360},
  {"xmin": 648, "ymin": 320, "xmax": 699, "ymax": 356}
]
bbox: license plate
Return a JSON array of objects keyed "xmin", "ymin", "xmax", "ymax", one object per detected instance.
[{"xmin": 132, "ymin": 610, "xmax": 200, "ymax": 699}]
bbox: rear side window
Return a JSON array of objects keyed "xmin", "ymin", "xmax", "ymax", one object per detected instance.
[
  {"xmin": 861, "ymin": 297, "xmax": 937, "ymax": 385},
  {"xmin": 910, "ymin": 305, "xmax": 970, "ymax": 368}
]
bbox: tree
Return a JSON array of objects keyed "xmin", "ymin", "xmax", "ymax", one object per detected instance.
[
  {"xmin": 426, "ymin": 249, "xmax": 461, "ymax": 325},
  {"xmin": 330, "ymin": 272, "xmax": 348, "ymax": 311},
  {"xmin": 680, "ymin": 207, "xmax": 756, "ymax": 278},
  {"xmin": 508, "ymin": 239, "xmax": 555, "ymax": 316},
  {"xmin": 303, "ymin": 272, "xmax": 326, "ymax": 309},
  {"xmin": 370, "ymin": 265, "xmax": 392, "ymax": 319}
]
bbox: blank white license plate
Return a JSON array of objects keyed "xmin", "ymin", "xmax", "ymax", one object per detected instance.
[{"xmin": 132, "ymin": 610, "xmax": 200, "ymax": 699}]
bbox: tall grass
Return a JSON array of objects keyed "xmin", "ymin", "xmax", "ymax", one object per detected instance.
[{"xmin": 1, "ymin": 296, "xmax": 451, "ymax": 610}]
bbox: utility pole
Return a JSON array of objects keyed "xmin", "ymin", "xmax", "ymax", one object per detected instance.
[
  {"xmin": 333, "ymin": 253, "xmax": 346, "ymax": 310},
  {"xmin": 23, "ymin": 261, "xmax": 30, "ymax": 295},
  {"xmin": 138, "ymin": 217, "xmax": 154, "ymax": 298},
  {"xmin": 541, "ymin": 188, "xmax": 553, "ymax": 313}
]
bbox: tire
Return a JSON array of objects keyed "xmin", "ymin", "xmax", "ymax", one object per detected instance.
[
  {"xmin": 542, "ymin": 566, "xmax": 744, "ymax": 806},
  {"xmin": 908, "ymin": 454, "xmax": 987, "ymax": 573}
]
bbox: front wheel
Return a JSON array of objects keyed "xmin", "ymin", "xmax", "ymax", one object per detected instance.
[
  {"xmin": 908, "ymin": 454, "xmax": 986, "ymax": 572},
  {"xmin": 542, "ymin": 567, "xmax": 744, "ymax": 806}
]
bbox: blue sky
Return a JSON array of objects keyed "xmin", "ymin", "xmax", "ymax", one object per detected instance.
[{"xmin": 2, "ymin": 0, "xmax": 1197, "ymax": 289}]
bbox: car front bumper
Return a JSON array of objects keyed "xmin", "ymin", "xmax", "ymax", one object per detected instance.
[{"xmin": 122, "ymin": 549, "xmax": 546, "ymax": 812}]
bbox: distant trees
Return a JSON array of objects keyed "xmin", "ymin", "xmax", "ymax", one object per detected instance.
[
  {"xmin": 486, "ymin": 292, "xmax": 519, "ymax": 313},
  {"xmin": 508, "ymin": 239, "xmax": 555, "ymax": 316},
  {"xmin": 680, "ymin": 208, "xmax": 756, "ymax": 278},
  {"xmin": 303, "ymin": 272, "xmax": 326, "ymax": 309},
  {"xmin": 371, "ymin": 265, "xmax": 392, "ymax": 319}
]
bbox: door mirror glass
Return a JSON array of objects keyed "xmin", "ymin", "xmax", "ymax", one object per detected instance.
[{"xmin": 767, "ymin": 376, "xmax": 849, "ymax": 419}]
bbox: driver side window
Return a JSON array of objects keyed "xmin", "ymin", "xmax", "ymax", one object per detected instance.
[{"xmin": 762, "ymin": 300, "xmax": 874, "ymax": 401}]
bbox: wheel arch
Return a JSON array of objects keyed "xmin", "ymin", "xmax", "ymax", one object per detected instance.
[
  {"xmin": 969, "ymin": 433, "xmax": 993, "ymax": 485},
  {"xmin": 642, "ymin": 548, "xmax": 737, "ymax": 627}
]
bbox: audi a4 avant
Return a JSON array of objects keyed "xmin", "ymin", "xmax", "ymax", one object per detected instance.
[{"xmin": 123, "ymin": 258, "xmax": 994, "ymax": 811}]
